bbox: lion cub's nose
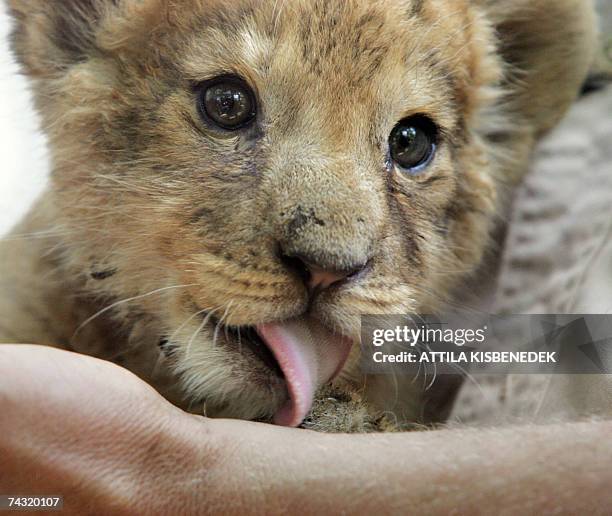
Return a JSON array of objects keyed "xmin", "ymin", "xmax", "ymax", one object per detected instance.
[{"xmin": 280, "ymin": 252, "xmax": 368, "ymax": 292}]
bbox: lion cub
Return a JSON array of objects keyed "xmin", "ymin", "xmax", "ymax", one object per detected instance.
[{"xmin": 1, "ymin": 0, "xmax": 595, "ymax": 431}]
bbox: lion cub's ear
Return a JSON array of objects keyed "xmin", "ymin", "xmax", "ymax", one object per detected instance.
[
  {"xmin": 7, "ymin": 0, "xmax": 119, "ymax": 77},
  {"xmin": 485, "ymin": 0, "xmax": 597, "ymax": 137},
  {"xmin": 475, "ymin": 0, "xmax": 597, "ymax": 184}
]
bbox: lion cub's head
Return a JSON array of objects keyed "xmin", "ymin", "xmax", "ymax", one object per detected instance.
[{"xmin": 9, "ymin": 0, "xmax": 594, "ymax": 425}]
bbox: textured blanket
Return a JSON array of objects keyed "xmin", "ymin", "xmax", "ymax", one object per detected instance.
[{"xmin": 451, "ymin": 84, "xmax": 612, "ymax": 426}]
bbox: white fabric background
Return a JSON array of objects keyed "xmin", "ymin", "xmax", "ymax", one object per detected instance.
[{"xmin": 0, "ymin": 3, "xmax": 49, "ymax": 237}]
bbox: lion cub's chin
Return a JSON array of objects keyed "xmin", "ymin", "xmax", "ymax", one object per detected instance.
[{"xmin": 171, "ymin": 314, "xmax": 356, "ymax": 427}]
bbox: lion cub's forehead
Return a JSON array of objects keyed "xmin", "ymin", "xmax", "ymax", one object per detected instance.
[{"xmin": 175, "ymin": 0, "xmax": 470, "ymax": 134}]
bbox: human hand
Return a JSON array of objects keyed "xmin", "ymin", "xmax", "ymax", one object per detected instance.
[{"xmin": 0, "ymin": 345, "xmax": 222, "ymax": 514}]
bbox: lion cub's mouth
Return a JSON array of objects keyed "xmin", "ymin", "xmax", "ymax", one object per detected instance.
[
  {"xmin": 223, "ymin": 325, "xmax": 284, "ymax": 377},
  {"xmin": 206, "ymin": 315, "xmax": 353, "ymax": 427}
]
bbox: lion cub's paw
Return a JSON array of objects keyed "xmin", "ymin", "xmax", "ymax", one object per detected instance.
[{"xmin": 300, "ymin": 385, "xmax": 406, "ymax": 433}]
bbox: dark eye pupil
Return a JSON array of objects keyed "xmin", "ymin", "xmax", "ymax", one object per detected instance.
[
  {"xmin": 389, "ymin": 116, "xmax": 437, "ymax": 171},
  {"xmin": 206, "ymin": 87, "xmax": 247, "ymax": 122},
  {"xmin": 217, "ymin": 92, "xmax": 235, "ymax": 112},
  {"xmin": 200, "ymin": 78, "xmax": 256, "ymax": 129}
]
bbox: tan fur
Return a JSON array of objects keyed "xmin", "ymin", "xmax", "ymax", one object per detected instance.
[{"xmin": 1, "ymin": 0, "xmax": 596, "ymax": 428}]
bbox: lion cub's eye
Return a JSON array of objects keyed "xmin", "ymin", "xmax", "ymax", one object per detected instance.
[
  {"xmin": 389, "ymin": 115, "xmax": 438, "ymax": 173},
  {"xmin": 197, "ymin": 75, "xmax": 257, "ymax": 130}
]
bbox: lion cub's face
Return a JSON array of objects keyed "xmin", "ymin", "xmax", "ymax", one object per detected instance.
[{"xmin": 11, "ymin": 0, "xmax": 591, "ymax": 424}]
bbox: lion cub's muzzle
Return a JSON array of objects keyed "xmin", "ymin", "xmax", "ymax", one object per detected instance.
[{"xmin": 267, "ymin": 173, "xmax": 383, "ymax": 294}]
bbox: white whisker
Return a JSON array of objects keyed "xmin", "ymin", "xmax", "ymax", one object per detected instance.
[{"xmin": 72, "ymin": 283, "xmax": 198, "ymax": 339}]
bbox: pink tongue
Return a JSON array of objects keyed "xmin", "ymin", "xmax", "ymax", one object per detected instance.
[{"xmin": 256, "ymin": 319, "xmax": 353, "ymax": 427}]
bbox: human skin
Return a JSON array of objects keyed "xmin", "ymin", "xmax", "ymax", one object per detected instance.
[{"xmin": 1, "ymin": 345, "xmax": 611, "ymax": 515}]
